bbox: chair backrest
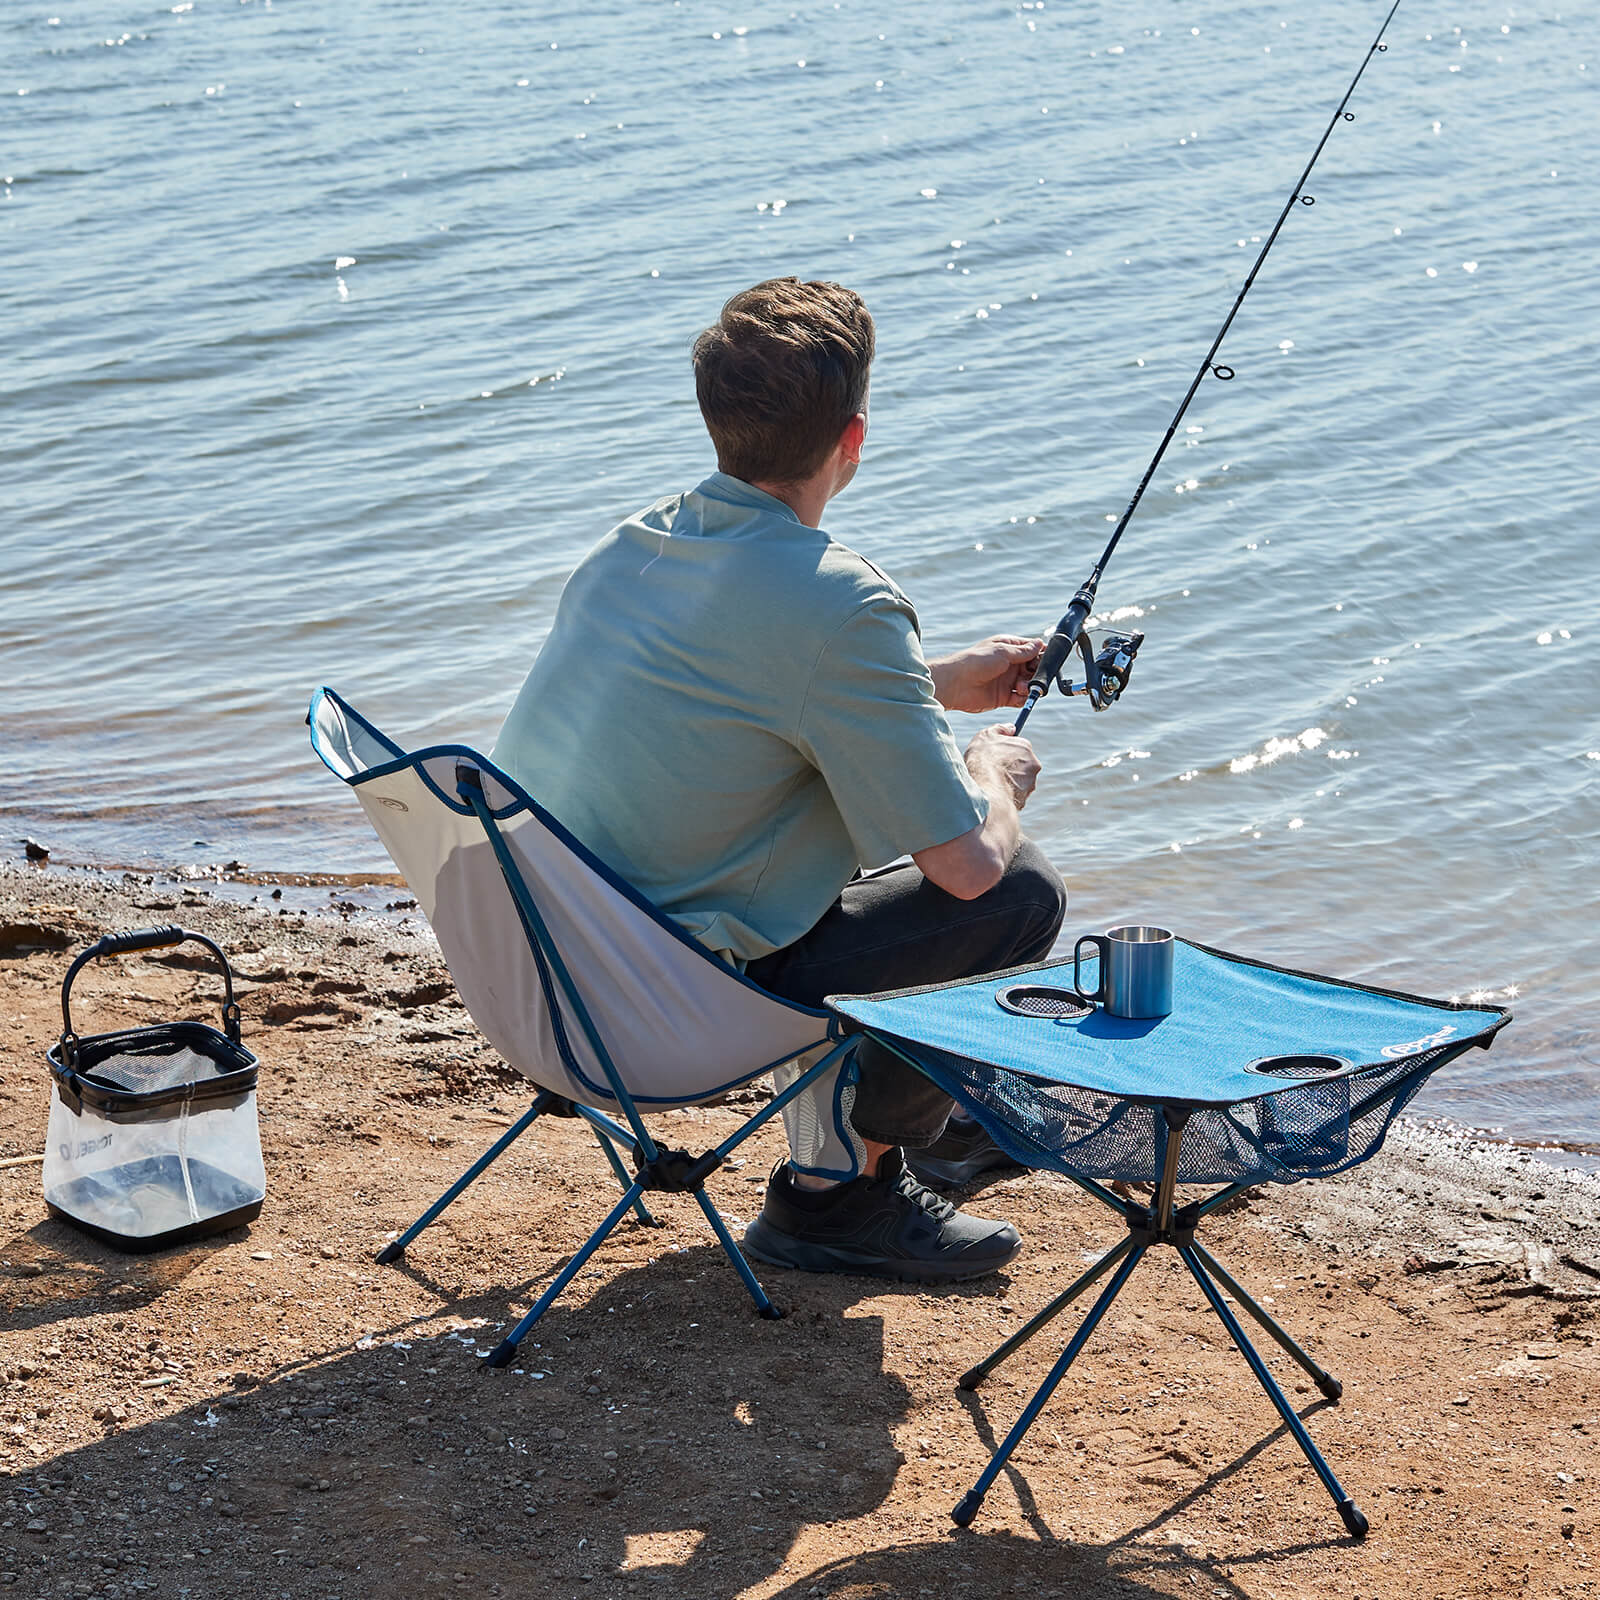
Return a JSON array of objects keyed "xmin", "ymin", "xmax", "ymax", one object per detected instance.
[{"xmin": 309, "ymin": 688, "xmax": 834, "ymax": 1113}]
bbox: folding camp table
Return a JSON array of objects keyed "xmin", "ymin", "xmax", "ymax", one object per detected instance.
[{"xmin": 828, "ymin": 939, "xmax": 1510, "ymax": 1538}]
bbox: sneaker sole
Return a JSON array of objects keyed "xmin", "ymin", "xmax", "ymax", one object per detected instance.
[{"xmin": 741, "ymin": 1217, "xmax": 1020, "ymax": 1284}]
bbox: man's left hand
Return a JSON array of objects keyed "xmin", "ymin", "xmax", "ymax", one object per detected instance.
[{"xmin": 930, "ymin": 636, "xmax": 1045, "ymax": 714}]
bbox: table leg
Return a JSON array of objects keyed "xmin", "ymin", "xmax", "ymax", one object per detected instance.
[
  {"xmin": 952, "ymin": 1243, "xmax": 1146, "ymax": 1527},
  {"xmin": 1179, "ymin": 1245, "xmax": 1367, "ymax": 1538},
  {"xmin": 1191, "ymin": 1241, "xmax": 1342, "ymax": 1400},
  {"xmin": 958, "ymin": 1236, "xmax": 1134, "ymax": 1390}
]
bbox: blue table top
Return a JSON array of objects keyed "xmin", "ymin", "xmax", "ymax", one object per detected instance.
[{"xmin": 828, "ymin": 940, "xmax": 1509, "ymax": 1110}]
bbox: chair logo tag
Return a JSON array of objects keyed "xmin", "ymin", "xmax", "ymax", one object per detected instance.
[{"xmin": 377, "ymin": 796, "xmax": 409, "ymax": 812}]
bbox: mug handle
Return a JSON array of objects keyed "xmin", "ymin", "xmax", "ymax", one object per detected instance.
[{"xmin": 1073, "ymin": 935, "xmax": 1109, "ymax": 1004}]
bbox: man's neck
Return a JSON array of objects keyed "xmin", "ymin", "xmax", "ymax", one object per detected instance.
[{"xmin": 748, "ymin": 475, "xmax": 830, "ymax": 530}]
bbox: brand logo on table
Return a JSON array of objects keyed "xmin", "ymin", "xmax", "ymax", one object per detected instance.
[{"xmin": 1379, "ymin": 1024, "xmax": 1457, "ymax": 1059}]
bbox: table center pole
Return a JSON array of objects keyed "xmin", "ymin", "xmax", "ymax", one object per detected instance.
[{"xmin": 1153, "ymin": 1107, "xmax": 1190, "ymax": 1233}]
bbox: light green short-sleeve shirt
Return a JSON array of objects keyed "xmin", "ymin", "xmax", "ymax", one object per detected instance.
[{"xmin": 493, "ymin": 473, "xmax": 986, "ymax": 966}]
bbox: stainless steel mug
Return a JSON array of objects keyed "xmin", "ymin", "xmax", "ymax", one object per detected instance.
[{"xmin": 1073, "ymin": 924, "xmax": 1174, "ymax": 1018}]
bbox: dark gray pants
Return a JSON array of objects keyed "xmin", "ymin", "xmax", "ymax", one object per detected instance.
[{"xmin": 747, "ymin": 838, "xmax": 1067, "ymax": 1149}]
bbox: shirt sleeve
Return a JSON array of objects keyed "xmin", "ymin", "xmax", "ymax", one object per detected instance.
[{"xmin": 794, "ymin": 592, "xmax": 988, "ymax": 870}]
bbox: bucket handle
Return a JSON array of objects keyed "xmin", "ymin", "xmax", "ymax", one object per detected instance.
[{"xmin": 58, "ymin": 926, "xmax": 242, "ymax": 1066}]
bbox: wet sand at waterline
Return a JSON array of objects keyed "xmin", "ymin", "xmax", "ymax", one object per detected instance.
[{"xmin": 2, "ymin": 870, "xmax": 1596, "ymax": 1599}]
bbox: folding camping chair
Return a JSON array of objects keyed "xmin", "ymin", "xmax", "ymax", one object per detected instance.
[
  {"xmin": 309, "ymin": 688, "xmax": 863, "ymax": 1368},
  {"xmin": 828, "ymin": 941, "xmax": 1510, "ymax": 1538}
]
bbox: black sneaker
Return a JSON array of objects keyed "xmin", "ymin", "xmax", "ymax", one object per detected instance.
[
  {"xmin": 741, "ymin": 1150, "xmax": 1021, "ymax": 1282},
  {"xmin": 904, "ymin": 1112, "xmax": 1020, "ymax": 1188}
]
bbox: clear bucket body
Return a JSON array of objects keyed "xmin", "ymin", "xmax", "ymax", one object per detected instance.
[{"xmin": 43, "ymin": 1081, "xmax": 265, "ymax": 1250}]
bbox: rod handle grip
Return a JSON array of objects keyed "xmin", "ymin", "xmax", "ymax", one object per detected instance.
[{"xmin": 1028, "ymin": 587, "xmax": 1096, "ymax": 697}]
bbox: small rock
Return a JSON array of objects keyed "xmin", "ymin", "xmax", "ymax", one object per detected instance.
[
  {"xmin": 1403, "ymin": 1253, "xmax": 1459, "ymax": 1275},
  {"xmin": 250, "ymin": 1251, "xmax": 273, "ymax": 1261},
  {"xmin": 25, "ymin": 1519, "xmax": 46, "ymax": 1533},
  {"xmin": 1527, "ymin": 1342, "xmax": 1561, "ymax": 1360},
  {"xmin": 546, "ymin": 1427, "xmax": 566, "ymax": 1442},
  {"xmin": 22, "ymin": 839, "xmax": 49, "ymax": 861},
  {"xmin": 17, "ymin": 1264, "xmax": 42, "ymax": 1279}
]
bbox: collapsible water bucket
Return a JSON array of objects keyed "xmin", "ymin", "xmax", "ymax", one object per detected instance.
[{"xmin": 43, "ymin": 926, "xmax": 265, "ymax": 1251}]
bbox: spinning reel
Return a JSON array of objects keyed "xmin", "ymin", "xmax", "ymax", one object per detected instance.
[
  {"xmin": 1015, "ymin": 581, "xmax": 1145, "ymax": 732},
  {"xmin": 1055, "ymin": 628, "xmax": 1145, "ymax": 712}
]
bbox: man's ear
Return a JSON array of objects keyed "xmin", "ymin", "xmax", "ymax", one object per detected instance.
[{"xmin": 840, "ymin": 412, "xmax": 867, "ymax": 465}]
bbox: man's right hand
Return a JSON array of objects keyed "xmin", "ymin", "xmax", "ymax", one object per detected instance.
[{"xmin": 965, "ymin": 723, "xmax": 1042, "ymax": 809}]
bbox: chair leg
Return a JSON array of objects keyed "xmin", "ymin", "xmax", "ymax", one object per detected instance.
[
  {"xmin": 689, "ymin": 1186, "xmax": 782, "ymax": 1320},
  {"xmin": 587, "ymin": 1122, "xmax": 661, "ymax": 1228},
  {"xmin": 952, "ymin": 1244, "xmax": 1146, "ymax": 1527},
  {"xmin": 376, "ymin": 1093, "xmax": 553, "ymax": 1264},
  {"xmin": 1191, "ymin": 1241, "xmax": 1343, "ymax": 1400},
  {"xmin": 484, "ymin": 1181, "xmax": 649, "ymax": 1368},
  {"xmin": 1178, "ymin": 1246, "xmax": 1368, "ymax": 1539},
  {"xmin": 959, "ymin": 1237, "xmax": 1135, "ymax": 1390}
]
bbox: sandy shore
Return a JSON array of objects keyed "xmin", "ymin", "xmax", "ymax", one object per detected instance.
[{"xmin": 2, "ymin": 866, "xmax": 1596, "ymax": 1599}]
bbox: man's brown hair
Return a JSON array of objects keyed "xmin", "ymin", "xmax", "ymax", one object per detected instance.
[{"xmin": 692, "ymin": 278, "xmax": 875, "ymax": 486}]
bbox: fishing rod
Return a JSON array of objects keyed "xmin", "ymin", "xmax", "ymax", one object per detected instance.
[{"xmin": 1012, "ymin": 0, "xmax": 1404, "ymax": 735}]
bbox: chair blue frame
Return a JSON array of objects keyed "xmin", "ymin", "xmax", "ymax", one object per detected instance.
[{"xmin": 374, "ymin": 764, "xmax": 855, "ymax": 1368}]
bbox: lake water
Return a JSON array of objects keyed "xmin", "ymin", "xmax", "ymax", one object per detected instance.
[{"xmin": 5, "ymin": 0, "xmax": 1596, "ymax": 1153}]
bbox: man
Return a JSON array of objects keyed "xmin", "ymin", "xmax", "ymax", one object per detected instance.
[{"xmin": 494, "ymin": 277, "xmax": 1066, "ymax": 1283}]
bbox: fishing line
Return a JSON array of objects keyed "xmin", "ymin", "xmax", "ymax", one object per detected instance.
[{"xmin": 1012, "ymin": 0, "xmax": 1404, "ymax": 734}]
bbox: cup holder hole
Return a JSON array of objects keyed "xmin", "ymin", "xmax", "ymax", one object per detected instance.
[
  {"xmin": 996, "ymin": 985, "xmax": 1093, "ymax": 1020},
  {"xmin": 1245, "ymin": 1053, "xmax": 1352, "ymax": 1079}
]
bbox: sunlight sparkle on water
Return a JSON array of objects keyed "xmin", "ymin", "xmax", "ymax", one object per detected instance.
[{"xmin": 1229, "ymin": 728, "xmax": 1326, "ymax": 775}]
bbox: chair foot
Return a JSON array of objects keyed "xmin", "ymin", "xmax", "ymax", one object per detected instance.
[
  {"xmin": 758, "ymin": 1302, "xmax": 785, "ymax": 1321},
  {"xmin": 956, "ymin": 1366, "xmax": 982, "ymax": 1392},
  {"xmin": 375, "ymin": 1240, "xmax": 405, "ymax": 1266},
  {"xmin": 1338, "ymin": 1498, "xmax": 1369, "ymax": 1539},
  {"xmin": 483, "ymin": 1339, "xmax": 520, "ymax": 1370},
  {"xmin": 1317, "ymin": 1373, "xmax": 1344, "ymax": 1403},
  {"xmin": 950, "ymin": 1489, "xmax": 983, "ymax": 1527}
]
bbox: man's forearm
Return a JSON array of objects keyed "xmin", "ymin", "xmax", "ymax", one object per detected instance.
[
  {"xmin": 912, "ymin": 724, "xmax": 1038, "ymax": 899},
  {"xmin": 966, "ymin": 760, "xmax": 1022, "ymax": 870}
]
